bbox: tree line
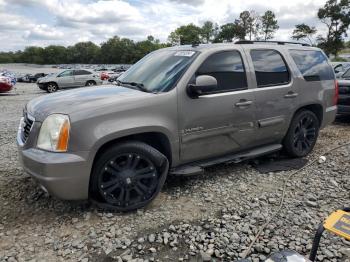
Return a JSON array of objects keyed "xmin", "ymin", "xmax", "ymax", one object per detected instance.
[{"xmin": 0, "ymin": 0, "xmax": 349, "ymax": 64}]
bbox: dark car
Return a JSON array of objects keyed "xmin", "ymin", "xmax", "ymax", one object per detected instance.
[
  {"xmin": 337, "ymin": 75, "xmax": 350, "ymax": 115},
  {"xmin": 19, "ymin": 73, "xmax": 47, "ymax": 83}
]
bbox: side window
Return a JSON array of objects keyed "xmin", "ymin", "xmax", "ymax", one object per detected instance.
[
  {"xmin": 196, "ymin": 50, "xmax": 247, "ymax": 93},
  {"xmin": 75, "ymin": 70, "xmax": 92, "ymax": 75},
  {"xmin": 343, "ymin": 68, "xmax": 350, "ymax": 79},
  {"xmin": 250, "ymin": 49, "xmax": 290, "ymax": 87},
  {"xmin": 58, "ymin": 70, "xmax": 73, "ymax": 77},
  {"xmin": 289, "ymin": 50, "xmax": 334, "ymax": 81}
]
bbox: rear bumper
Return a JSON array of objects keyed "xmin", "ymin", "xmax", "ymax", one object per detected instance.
[
  {"xmin": 322, "ymin": 105, "xmax": 337, "ymax": 128},
  {"xmin": 17, "ymin": 132, "xmax": 91, "ymax": 200}
]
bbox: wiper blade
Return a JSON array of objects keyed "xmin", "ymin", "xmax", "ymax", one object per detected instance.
[{"xmin": 117, "ymin": 80, "xmax": 151, "ymax": 93}]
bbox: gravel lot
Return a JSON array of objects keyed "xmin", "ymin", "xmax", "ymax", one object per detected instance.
[{"xmin": 1, "ymin": 79, "xmax": 350, "ymax": 262}]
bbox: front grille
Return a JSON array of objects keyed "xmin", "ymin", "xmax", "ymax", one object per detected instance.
[{"xmin": 21, "ymin": 113, "xmax": 34, "ymax": 143}]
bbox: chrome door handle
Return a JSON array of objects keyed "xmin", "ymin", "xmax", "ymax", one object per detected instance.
[
  {"xmin": 235, "ymin": 100, "xmax": 253, "ymax": 107},
  {"xmin": 284, "ymin": 92, "xmax": 298, "ymax": 98}
]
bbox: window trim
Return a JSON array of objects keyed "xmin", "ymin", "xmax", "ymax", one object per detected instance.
[
  {"xmin": 250, "ymin": 49, "xmax": 291, "ymax": 88},
  {"xmin": 74, "ymin": 70, "xmax": 92, "ymax": 76},
  {"xmin": 193, "ymin": 50, "xmax": 249, "ymax": 95},
  {"xmin": 58, "ymin": 70, "xmax": 73, "ymax": 77}
]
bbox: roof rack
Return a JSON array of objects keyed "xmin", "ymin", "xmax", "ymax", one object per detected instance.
[{"xmin": 235, "ymin": 40, "xmax": 310, "ymax": 47}]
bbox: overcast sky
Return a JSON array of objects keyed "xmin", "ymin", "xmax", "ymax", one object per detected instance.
[{"xmin": 0, "ymin": 0, "xmax": 336, "ymax": 51}]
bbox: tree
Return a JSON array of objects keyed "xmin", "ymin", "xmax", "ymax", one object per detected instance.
[
  {"xmin": 291, "ymin": 23, "xmax": 317, "ymax": 45},
  {"xmin": 317, "ymin": 0, "xmax": 350, "ymax": 56},
  {"xmin": 259, "ymin": 10, "xmax": 279, "ymax": 40},
  {"xmin": 201, "ymin": 21, "xmax": 216, "ymax": 43},
  {"xmin": 238, "ymin": 11, "xmax": 260, "ymax": 40},
  {"xmin": 168, "ymin": 24, "xmax": 202, "ymax": 45},
  {"xmin": 215, "ymin": 20, "xmax": 245, "ymax": 42}
]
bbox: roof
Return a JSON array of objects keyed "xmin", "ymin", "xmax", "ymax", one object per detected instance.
[{"xmin": 165, "ymin": 41, "xmax": 320, "ymax": 52}]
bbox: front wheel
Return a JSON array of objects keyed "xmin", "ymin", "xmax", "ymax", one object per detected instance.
[
  {"xmin": 283, "ymin": 110, "xmax": 320, "ymax": 157},
  {"xmin": 46, "ymin": 83, "xmax": 58, "ymax": 93},
  {"xmin": 90, "ymin": 141, "xmax": 169, "ymax": 211},
  {"xmin": 86, "ymin": 80, "xmax": 96, "ymax": 86}
]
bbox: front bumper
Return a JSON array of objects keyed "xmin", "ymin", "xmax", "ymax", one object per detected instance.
[
  {"xmin": 17, "ymin": 128, "xmax": 91, "ymax": 200},
  {"xmin": 37, "ymin": 83, "xmax": 45, "ymax": 90}
]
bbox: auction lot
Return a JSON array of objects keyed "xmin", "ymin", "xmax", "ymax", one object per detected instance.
[{"xmin": 1, "ymin": 81, "xmax": 350, "ymax": 261}]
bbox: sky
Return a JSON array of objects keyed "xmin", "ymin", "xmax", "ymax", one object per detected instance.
[{"xmin": 0, "ymin": 0, "xmax": 334, "ymax": 51}]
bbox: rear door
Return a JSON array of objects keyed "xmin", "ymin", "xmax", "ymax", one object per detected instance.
[
  {"xmin": 243, "ymin": 48, "xmax": 298, "ymax": 145},
  {"xmin": 74, "ymin": 70, "xmax": 92, "ymax": 87},
  {"xmin": 178, "ymin": 49, "xmax": 257, "ymax": 163},
  {"xmin": 57, "ymin": 70, "xmax": 75, "ymax": 88}
]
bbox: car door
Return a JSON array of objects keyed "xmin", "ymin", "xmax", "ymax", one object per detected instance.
[
  {"xmin": 57, "ymin": 70, "xmax": 75, "ymax": 88},
  {"xmin": 74, "ymin": 70, "xmax": 91, "ymax": 87},
  {"xmin": 243, "ymin": 47, "xmax": 299, "ymax": 145},
  {"xmin": 178, "ymin": 49, "xmax": 257, "ymax": 163}
]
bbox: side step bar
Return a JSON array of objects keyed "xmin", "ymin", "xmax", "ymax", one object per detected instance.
[{"xmin": 170, "ymin": 144, "xmax": 282, "ymax": 176}]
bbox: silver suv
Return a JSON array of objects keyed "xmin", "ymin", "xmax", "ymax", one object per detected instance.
[
  {"xmin": 18, "ymin": 41, "xmax": 337, "ymax": 211},
  {"xmin": 37, "ymin": 69, "xmax": 103, "ymax": 93}
]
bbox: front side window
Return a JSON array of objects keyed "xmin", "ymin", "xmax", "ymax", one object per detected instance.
[
  {"xmin": 289, "ymin": 50, "xmax": 334, "ymax": 81},
  {"xmin": 58, "ymin": 70, "xmax": 73, "ymax": 77},
  {"xmin": 196, "ymin": 50, "xmax": 247, "ymax": 93},
  {"xmin": 251, "ymin": 49, "xmax": 289, "ymax": 87},
  {"xmin": 118, "ymin": 50, "xmax": 198, "ymax": 93}
]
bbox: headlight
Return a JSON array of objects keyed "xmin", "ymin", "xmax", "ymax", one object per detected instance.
[{"xmin": 37, "ymin": 114, "xmax": 70, "ymax": 152}]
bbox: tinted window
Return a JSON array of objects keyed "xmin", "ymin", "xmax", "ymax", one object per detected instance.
[
  {"xmin": 75, "ymin": 70, "xmax": 92, "ymax": 75},
  {"xmin": 196, "ymin": 51, "xmax": 247, "ymax": 92},
  {"xmin": 289, "ymin": 50, "xmax": 334, "ymax": 81},
  {"xmin": 251, "ymin": 50, "xmax": 289, "ymax": 87},
  {"xmin": 58, "ymin": 70, "xmax": 73, "ymax": 77}
]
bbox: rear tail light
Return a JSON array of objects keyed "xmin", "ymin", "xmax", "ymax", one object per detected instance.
[{"xmin": 333, "ymin": 80, "xmax": 339, "ymax": 105}]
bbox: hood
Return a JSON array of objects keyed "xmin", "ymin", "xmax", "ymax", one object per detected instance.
[{"xmin": 26, "ymin": 85, "xmax": 151, "ymax": 121}]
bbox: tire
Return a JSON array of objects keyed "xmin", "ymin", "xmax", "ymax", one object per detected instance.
[
  {"xmin": 46, "ymin": 83, "xmax": 58, "ymax": 93},
  {"xmin": 86, "ymin": 80, "xmax": 96, "ymax": 86},
  {"xmin": 283, "ymin": 110, "xmax": 320, "ymax": 157},
  {"xmin": 90, "ymin": 141, "xmax": 169, "ymax": 212}
]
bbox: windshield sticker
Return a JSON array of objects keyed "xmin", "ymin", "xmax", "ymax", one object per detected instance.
[{"xmin": 174, "ymin": 51, "xmax": 195, "ymax": 57}]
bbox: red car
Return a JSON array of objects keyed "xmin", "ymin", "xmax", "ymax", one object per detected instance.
[
  {"xmin": 0, "ymin": 76, "xmax": 14, "ymax": 93},
  {"xmin": 100, "ymin": 71, "xmax": 110, "ymax": 80}
]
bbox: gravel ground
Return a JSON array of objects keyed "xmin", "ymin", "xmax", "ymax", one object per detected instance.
[{"xmin": 1, "ymin": 81, "xmax": 350, "ymax": 262}]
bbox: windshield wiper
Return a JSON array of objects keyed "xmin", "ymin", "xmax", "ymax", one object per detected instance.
[{"xmin": 116, "ymin": 80, "xmax": 151, "ymax": 93}]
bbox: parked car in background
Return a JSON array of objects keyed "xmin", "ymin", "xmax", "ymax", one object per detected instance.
[
  {"xmin": 37, "ymin": 69, "xmax": 102, "ymax": 93},
  {"xmin": 100, "ymin": 71, "xmax": 115, "ymax": 81},
  {"xmin": 332, "ymin": 62, "xmax": 350, "ymax": 77},
  {"xmin": 108, "ymin": 69, "xmax": 127, "ymax": 82},
  {"xmin": 17, "ymin": 74, "xmax": 31, "ymax": 82},
  {"xmin": 337, "ymin": 68, "xmax": 350, "ymax": 116},
  {"xmin": 18, "ymin": 41, "xmax": 337, "ymax": 211}
]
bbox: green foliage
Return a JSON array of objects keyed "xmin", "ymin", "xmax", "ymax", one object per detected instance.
[
  {"xmin": 168, "ymin": 24, "xmax": 202, "ymax": 45},
  {"xmin": 238, "ymin": 10, "xmax": 260, "ymax": 40},
  {"xmin": 317, "ymin": 0, "xmax": 350, "ymax": 56},
  {"xmin": 215, "ymin": 21, "xmax": 245, "ymax": 42},
  {"xmin": 200, "ymin": 21, "xmax": 217, "ymax": 43},
  {"xmin": 258, "ymin": 10, "xmax": 279, "ymax": 40},
  {"xmin": 291, "ymin": 24, "xmax": 317, "ymax": 45}
]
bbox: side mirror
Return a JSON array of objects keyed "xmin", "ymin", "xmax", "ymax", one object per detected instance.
[{"xmin": 188, "ymin": 75, "xmax": 217, "ymax": 97}]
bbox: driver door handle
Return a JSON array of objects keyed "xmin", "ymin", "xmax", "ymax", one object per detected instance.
[
  {"xmin": 235, "ymin": 100, "xmax": 253, "ymax": 107},
  {"xmin": 284, "ymin": 92, "xmax": 298, "ymax": 98}
]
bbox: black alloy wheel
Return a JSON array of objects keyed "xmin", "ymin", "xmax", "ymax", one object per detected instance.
[
  {"xmin": 91, "ymin": 142, "xmax": 169, "ymax": 211},
  {"xmin": 284, "ymin": 110, "xmax": 319, "ymax": 157}
]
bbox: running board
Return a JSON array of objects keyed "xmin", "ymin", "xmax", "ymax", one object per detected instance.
[{"xmin": 170, "ymin": 144, "xmax": 282, "ymax": 176}]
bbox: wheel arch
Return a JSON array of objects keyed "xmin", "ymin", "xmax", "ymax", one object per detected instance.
[{"xmin": 292, "ymin": 103, "xmax": 323, "ymax": 127}]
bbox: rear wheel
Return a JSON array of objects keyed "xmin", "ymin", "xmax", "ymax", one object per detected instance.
[
  {"xmin": 283, "ymin": 110, "xmax": 320, "ymax": 157},
  {"xmin": 86, "ymin": 80, "xmax": 96, "ymax": 86},
  {"xmin": 90, "ymin": 141, "xmax": 169, "ymax": 211},
  {"xmin": 46, "ymin": 83, "xmax": 58, "ymax": 93}
]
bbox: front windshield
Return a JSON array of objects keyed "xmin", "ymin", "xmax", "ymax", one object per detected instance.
[{"xmin": 118, "ymin": 50, "xmax": 198, "ymax": 93}]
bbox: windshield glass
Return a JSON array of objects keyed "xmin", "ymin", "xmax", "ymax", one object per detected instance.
[{"xmin": 118, "ymin": 50, "xmax": 198, "ymax": 93}]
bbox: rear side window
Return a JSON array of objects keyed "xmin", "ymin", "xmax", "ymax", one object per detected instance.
[
  {"xmin": 74, "ymin": 70, "xmax": 91, "ymax": 75},
  {"xmin": 289, "ymin": 50, "xmax": 334, "ymax": 81},
  {"xmin": 250, "ymin": 49, "xmax": 290, "ymax": 87},
  {"xmin": 343, "ymin": 68, "xmax": 350, "ymax": 78},
  {"xmin": 196, "ymin": 50, "xmax": 247, "ymax": 92}
]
